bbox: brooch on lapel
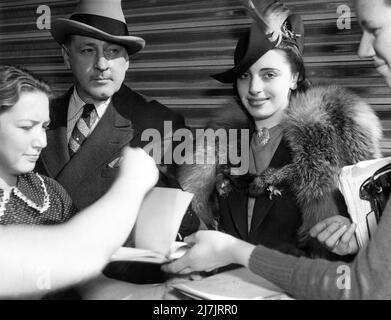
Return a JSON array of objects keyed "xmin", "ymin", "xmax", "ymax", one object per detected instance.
[
  {"xmin": 215, "ymin": 165, "xmax": 284, "ymax": 200},
  {"xmin": 255, "ymin": 127, "xmax": 271, "ymax": 146}
]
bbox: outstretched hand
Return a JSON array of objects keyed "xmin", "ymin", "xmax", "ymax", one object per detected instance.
[
  {"xmin": 162, "ymin": 231, "xmax": 238, "ymax": 275},
  {"xmin": 309, "ymin": 215, "xmax": 359, "ymax": 256}
]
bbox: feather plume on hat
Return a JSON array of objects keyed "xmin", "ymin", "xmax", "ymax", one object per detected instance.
[
  {"xmin": 241, "ymin": 0, "xmax": 303, "ymax": 51},
  {"xmin": 212, "ymin": 0, "xmax": 304, "ymax": 83}
]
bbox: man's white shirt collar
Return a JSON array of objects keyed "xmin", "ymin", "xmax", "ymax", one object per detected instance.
[
  {"xmin": 67, "ymin": 88, "xmax": 112, "ymax": 141},
  {"xmin": 68, "ymin": 87, "xmax": 111, "ymax": 121}
]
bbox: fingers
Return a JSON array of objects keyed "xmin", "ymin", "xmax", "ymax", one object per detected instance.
[
  {"xmin": 323, "ymin": 224, "xmax": 347, "ymax": 249},
  {"xmin": 312, "ymin": 220, "xmax": 358, "ymax": 255},
  {"xmin": 123, "ymin": 147, "xmax": 156, "ymax": 166},
  {"xmin": 120, "ymin": 147, "xmax": 158, "ymax": 188},
  {"xmin": 178, "ymin": 267, "xmax": 193, "ymax": 275},
  {"xmin": 313, "ymin": 222, "xmax": 341, "ymax": 242},
  {"xmin": 162, "ymin": 233, "xmax": 204, "ymax": 274},
  {"xmin": 184, "ymin": 233, "xmax": 197, "ymax": 245},
  {"xmin": 339, "ymin": 223, "xmax": 357, "ymax": 245},
  {"xmin": 122, "ymin": 146, "xmax": 142, "ymax": 158},
  {"xmin": 162, "ymin": 258, "xmax": 189, "ymax": 274},
  {"xmin": 189, "ymin": 273, "xmax": 203, "ymax": 280},
  {"xmin": 309, "ymin": 220, "xmax": 328, "ymax": 237},
  {"xmin": 309, "ymin": 216, "xmax": 351, "ymax": 238}
]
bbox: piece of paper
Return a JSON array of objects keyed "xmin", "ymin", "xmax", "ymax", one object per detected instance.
[
  {"xmin": 135, "ymin": 187, "xmax": 193, "ymax": 255},
  {"xmin": 111, "ymin": 242, "xmax": 191, "ymax": 264},
  {"xmin": 172, "ymin": 267, "xmax": 292, "ymax": 300},
  {"xmin": 110, "ymin": 187, "xmax": 193, "ymax": 264}
]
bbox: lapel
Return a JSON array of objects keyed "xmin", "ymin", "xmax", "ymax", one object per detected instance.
[
  {"xmin": 56, "ymin": 86, "xmax": 136, "ymax": 190},
  {"xmin": 248, "ymin": 138, "xmax": 293, "ymax": 240},
  {"xmin": 40, "ymin": 88, "xmax": 73, "ymax": 178},
  {"xmin": 227, "ymin": 190, "xmax": 249, "ymax": 241}
]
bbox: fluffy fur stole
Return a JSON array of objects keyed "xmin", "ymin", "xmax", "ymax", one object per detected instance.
[
  {"xmin": 178, "ymin": 85, "xmax": 382, "ymax": 250},
  {"xmin": 252, "ymin": 85, "xmax": 382, "ymax": 243}
]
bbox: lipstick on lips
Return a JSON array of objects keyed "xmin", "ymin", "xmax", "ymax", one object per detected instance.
[
  {"xmin": 247, "ymin": 97, "xmax": 270, "ymax": 107},
  {"xmin": 24, "ymin": 154, "xmax": 39, "ymax": 162}
]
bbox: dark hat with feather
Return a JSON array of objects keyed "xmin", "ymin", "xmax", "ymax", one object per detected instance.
[{"xmin": 212, "ymin": 0, "xmax": 304, "ymax": 83}]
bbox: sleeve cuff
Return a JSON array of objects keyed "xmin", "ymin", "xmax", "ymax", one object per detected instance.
[{"xmin": 248, "ymin": 245, "xmax": 300, "ymax": 291}]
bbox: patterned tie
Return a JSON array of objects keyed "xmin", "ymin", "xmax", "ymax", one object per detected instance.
[{"xmin": 69, "ymin": 103, "xmax": 98, "ymax": 157}]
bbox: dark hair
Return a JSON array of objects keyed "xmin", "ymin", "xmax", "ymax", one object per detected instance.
[
  {"xmin": 385, "ymin": 0, "xmax": 391, "ymax": 6},
  {"xmin": 275, "ymin": 41, "xmax": 311, "ymax": 94},
  {"xmin": 0, "ymin": 65, "xmax": 51, "ymax": 112}
]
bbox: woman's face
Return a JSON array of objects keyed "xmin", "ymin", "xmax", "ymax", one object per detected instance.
[
  {"xmin": 356, "ymin": 0, "xmax": 391, "ymax": 86},
  {"xmin": 236, "ymin": 49, "xmax": 298, "ymax": 124},
  {"xmin": 0, "ymin": 91, "xmax": 49, "ymax": 183}
]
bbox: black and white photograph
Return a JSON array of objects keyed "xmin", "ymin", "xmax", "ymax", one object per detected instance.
[{"xmin": 1, "ymin": 0, "xmax": 391, "ymax": 305}]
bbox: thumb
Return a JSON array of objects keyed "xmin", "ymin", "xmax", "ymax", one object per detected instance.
[{"xmin": 184, "ymin": 232, "xmax": 198, "ymax": 245}]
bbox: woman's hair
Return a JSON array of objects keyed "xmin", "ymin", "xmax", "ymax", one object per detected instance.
[
  {"xmin": 0, "ymin": 65, "xmax": 51, "ymax": 112},
  {"xmin": 275, "ymin": 41, "xmax": 311, "ymax": 94}
]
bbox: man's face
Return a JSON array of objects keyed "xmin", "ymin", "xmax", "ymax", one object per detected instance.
[
  {"xmin": 63, "ymin": 35, "xmax": 129, "ymax": 103},
  {"xmin": 356, "ymin": 0, "xmax": 391, "ymax": 86}
]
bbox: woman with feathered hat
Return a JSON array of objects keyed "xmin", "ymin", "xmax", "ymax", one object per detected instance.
[{"xmin": 177, "ymin": 0, "xmax": 382, "ymax": 259}]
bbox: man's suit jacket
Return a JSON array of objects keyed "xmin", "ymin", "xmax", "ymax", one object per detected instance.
[
  {"xmin": 36, "ymin": 84, "xmax": 200, "ymax": 286},
  {"xmin": 218, "ymin": 140, "xmax": 304, "ymax": 256},
  {"xmin": 36, "ymin": 84, "xmax": 187, "ymax": 210}
]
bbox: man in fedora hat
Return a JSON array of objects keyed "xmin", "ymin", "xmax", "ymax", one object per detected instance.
[{"xmin": 35, "ymin": 0, "xmax": 200, "ymax": 287}]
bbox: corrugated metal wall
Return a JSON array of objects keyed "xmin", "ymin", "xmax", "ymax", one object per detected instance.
[{"xmin": 1, "ymin": 0, "xmax": 391, "ymax": 154}]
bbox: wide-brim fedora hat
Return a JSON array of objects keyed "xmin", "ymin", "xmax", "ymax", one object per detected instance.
[
  {"xmin": 51, "ymin": 0, "xmax": 145, "ymax": 55},
  {"xmin": 212, "ymin": 0, "xmax": 304, "ymax": 83}
]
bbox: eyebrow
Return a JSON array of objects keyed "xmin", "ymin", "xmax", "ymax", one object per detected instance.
[
  {"xmin": 78, "ymin": 41, "xmax": 123, "ymax": 47},
  {"xmin": 259, "ymin": 68, "xmax": 281, "ymax": 72},
  {"xmin": 78, "ymin": 42, "xmax": 98, "ymax": 47},
  {"xmin": 245, "ymin": 67, "xmax": 281, "ymax": 75},
  {"xmin": 18, "ymin": 119, "xmax": 51, "ymax": 125}
]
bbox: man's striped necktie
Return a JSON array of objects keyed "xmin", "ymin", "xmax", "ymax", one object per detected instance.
[{"xmin": 69, "ymin": 103, "xmax": 98, "ymax": 157}]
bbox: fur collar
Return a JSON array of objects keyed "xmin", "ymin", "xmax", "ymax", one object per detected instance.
[{"xmin": 178, "ymin": 85, "xmax": 382, "ymax": 255}]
